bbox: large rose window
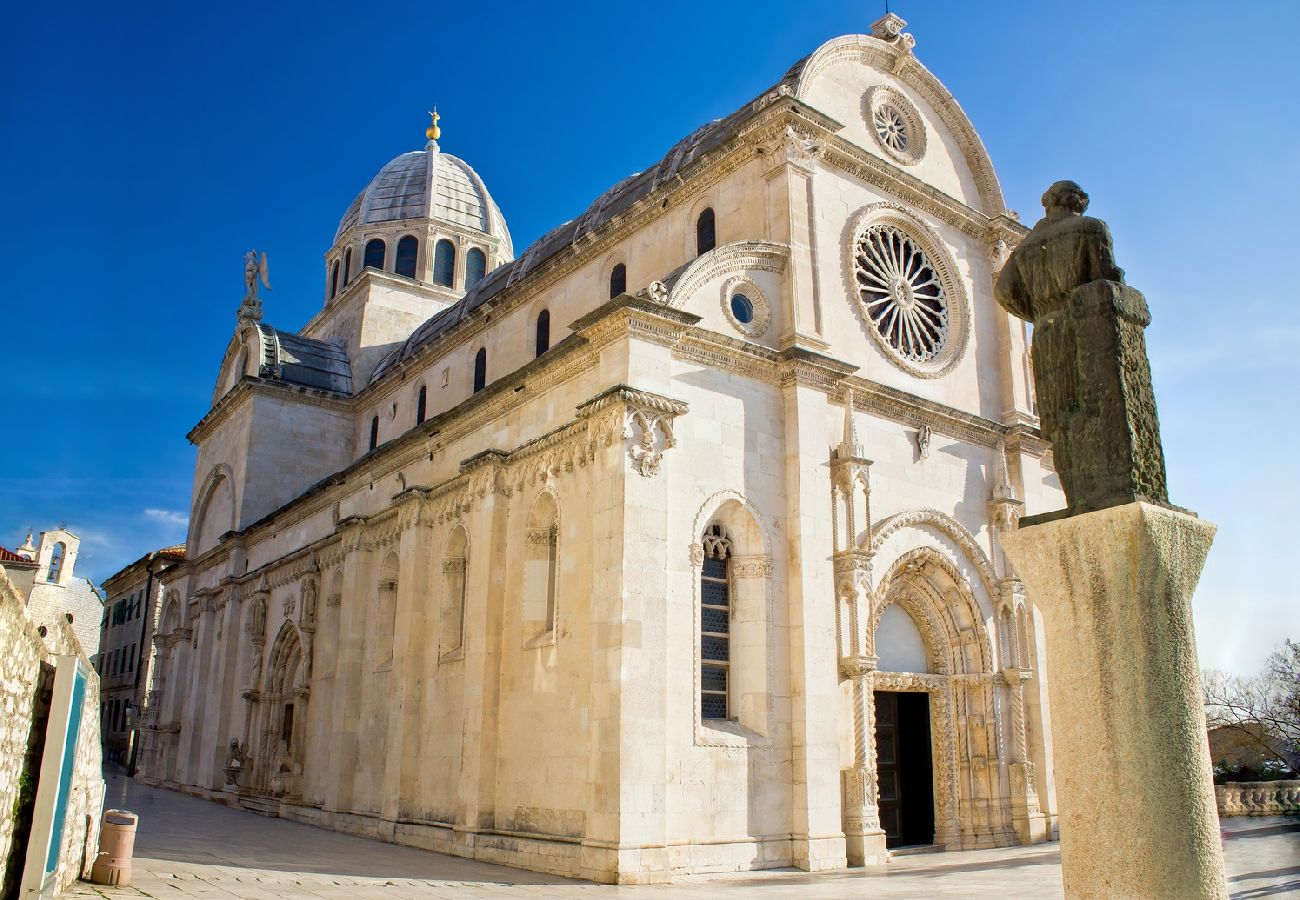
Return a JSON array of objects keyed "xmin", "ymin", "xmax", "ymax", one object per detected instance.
[{"xmin": 852, "ymin": 224, "xmax": 949, "ymax": 364}]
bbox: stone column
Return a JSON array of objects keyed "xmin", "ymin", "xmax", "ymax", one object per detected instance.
[{"xmin": 1001, "ymin": 503, "xmax": 1226, "ymax": 900}]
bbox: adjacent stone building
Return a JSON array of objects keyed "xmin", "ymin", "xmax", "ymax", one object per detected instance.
[
  {"xmin": 96, "ymin": 545, "xmax": 185, "ymax": 765},
  {"xmin": 2, "ymin": 528, "xmax": 103, "ymax": 657},
  {"xmin": 140, "ymin": 16, "xmax": 1064, "ymax": 883}
]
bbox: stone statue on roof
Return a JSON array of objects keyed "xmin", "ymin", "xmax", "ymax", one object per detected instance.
[
  {"xmin": 994, "ymin": 181, "xmax": 1169, "ymax": 520},
  {"xmin": 239, "ymin": 251, "xmax": 271, "ymax": 322}
]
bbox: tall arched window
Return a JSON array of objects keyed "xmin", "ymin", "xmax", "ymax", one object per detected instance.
[
  {"xmin": 699, "ymin": 523, "xmax": 731, "ymax": 720},
  {"xmin": 696, "ymin": 207, "xmax": 716, "ymax": 255},
  {"xmin": 465, "ymin": 247, "xmax": 487, "ymax": 290},
  {"xmin": 395, "ymin": 236, "xmax": 419, "ymax": 278},
  {"xmin": 609, "ymin": 263, "xmax": 627, "ymax": 298},
  {"xmin": 329, "ymin": 260, "xmax": 340, "ymax": 298},
  {"xmin": 535, "ymin": 309, "xmax": 550, "ymax": 357},
  {"xmin": 433, "ymin": 239, "xmax": 455, "ymax": 287},
  {"xmin": 473, "ymin": 347, "xmax": 487, "ymax": 393},
  {"xmin": 364, "ymin": 238, "xmax": 386, "ymax": 271},
  {"xmin": 369, "ymin": 416, "xmax": 379, "ymax": 451},
  {"xmin": 416, "ymin": 385, "xmax": 427, "ymax": 425},
  {"xmin": 343, "ymin": 247, "xmax": 353, "ymax": 285}
]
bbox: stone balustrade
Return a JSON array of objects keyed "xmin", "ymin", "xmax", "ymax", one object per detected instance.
[{"xmin": 1216, "ymin": 780, "xmax": 1300, "ymax": 817}]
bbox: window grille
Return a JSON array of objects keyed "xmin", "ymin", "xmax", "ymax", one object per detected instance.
[
  {"xmin": 433, "ymin": 239, "xmax": 456, "ymax": 287},
  {"xmin": 363, "ymin": 238, "xmax": 386, "ymax": 271},
  {"xmin": 395, "ymin": 235, "xmax": 419, "ymax": 278},
  {"xmin": 700, "ymin": 523, "xmax": 732, "ymax": 720},
  {"xmin": 465, "ymin": 248, "xmax": 487, "ymax": 290}
]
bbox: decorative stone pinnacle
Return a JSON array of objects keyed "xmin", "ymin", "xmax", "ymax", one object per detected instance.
[
  {"xmin": 992, "ymin": 440, "xmax": 1019, "ymax": 503},
  {"xmin": 839, "ymin": 388, "xmax": 865, "ymax": 460},
  {"xmin": 871, "ymin": 12, "xmax": 909, "ymax": 42}
]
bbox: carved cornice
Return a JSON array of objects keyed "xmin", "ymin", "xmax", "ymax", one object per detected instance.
[
  {"xmin": 777, "ymin": 346, "xmax": 859, "ymax": 392},
  {"xmin": 570, "ymin": 295, "xmax": 701, "ymax": 354}
]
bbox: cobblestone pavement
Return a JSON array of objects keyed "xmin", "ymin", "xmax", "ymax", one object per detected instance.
[{"xmin": 66, "ymin": 771, "xmax": 1298, "ymax": 899}]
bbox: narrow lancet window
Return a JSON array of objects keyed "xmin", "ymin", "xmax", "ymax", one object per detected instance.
[
  {"xmin": 416, "ymin": 385, "xmax": 427, "ymax": 425},
  {"xmin": 609, "ymin": 263, "xmax": 627, "ymax": 298},
  {"xmin": 369, "ymin": 416, "xmax": 379, "ymax": 451},
  {"xmin": 700, "ymin": 523, "xmax": 732, "ymax": 720},
  {"xmin": 473, "ymin": 347, "xmax": 487, "ymax": 393},
  {"xmin": 535, "ymin": 309, "xmax": 550, "ymax": 357},
  {"xmin": 696, "ymin": 208, "xmax": 716, "ymax": 255},
  {"xmin": 433, "ymin": 239, "xmax": 455, "ymax": 287},
  {"xmin": 465, "ymin": 248, "xmax": 486, "ymax": 290},
  {"xmin": 329, "ymin": 260, "xmax": 340, "ymax": 298}
]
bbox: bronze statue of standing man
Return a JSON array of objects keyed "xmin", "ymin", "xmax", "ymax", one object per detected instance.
[{"xmin": 995, "ymin": 181, "xmax": 1169, "ymax": 520}]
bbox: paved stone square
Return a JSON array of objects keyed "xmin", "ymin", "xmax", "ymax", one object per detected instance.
[{"xmin": 63, "ymin": 771, "xmax": 1299, "ymax": 899}]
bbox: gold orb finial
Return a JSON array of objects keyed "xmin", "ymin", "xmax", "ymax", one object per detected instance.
[{"xmin": 426, "ymin": 107, "xmax": 441, "ymax": 142}]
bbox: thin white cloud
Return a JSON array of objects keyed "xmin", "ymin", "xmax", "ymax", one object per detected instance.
[{"xmin": 143, "ymin": 508, "xmax": 188, "ymax": 528}]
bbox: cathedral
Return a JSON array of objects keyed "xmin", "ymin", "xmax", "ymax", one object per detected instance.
[{"xmin": 137, "ymin": 15, "xmax": 1064, "ymax": 883}]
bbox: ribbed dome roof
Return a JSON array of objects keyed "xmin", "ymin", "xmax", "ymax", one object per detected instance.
[{"xmin": 334, "ymin": 143, "xmax": 513, "ymax": 258}]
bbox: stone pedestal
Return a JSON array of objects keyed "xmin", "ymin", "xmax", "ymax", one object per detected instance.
[{"xmin": 1000, "ymin": 502, "xmax": 1227, "ymax": 900}]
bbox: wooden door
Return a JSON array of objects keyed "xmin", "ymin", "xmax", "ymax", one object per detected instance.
[{"xmin": 874, "ymin": 690, "xmax": 902, "ymax": 846}]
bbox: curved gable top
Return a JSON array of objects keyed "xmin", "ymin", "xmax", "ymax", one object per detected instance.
[{"xmin": 792, "ymin": 34, "xmax": 1006, "ymax": 217}]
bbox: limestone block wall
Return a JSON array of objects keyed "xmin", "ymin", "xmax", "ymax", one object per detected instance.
[{"xmin": 0, "ymin": 571, "xmax": 104, "ymax": 895}]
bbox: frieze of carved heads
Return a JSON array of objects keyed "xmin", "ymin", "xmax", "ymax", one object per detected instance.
[{"xmin": 525, "ymin": 526, "xmax": 558, "ymax": 546}]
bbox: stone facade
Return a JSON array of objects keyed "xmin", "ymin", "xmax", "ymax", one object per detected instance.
[
  {"xmin": 0, "ymin": 570, "xmax": 104, "ymax": 896},
  {"xmin": 96, "ymin": 546, "xmax": 185, "ymax": 763},
  {"xmin": 140, "ymin": 17, "xmax": 1065, "ymax": 884}
]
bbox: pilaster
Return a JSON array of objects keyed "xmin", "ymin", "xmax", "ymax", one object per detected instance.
[
  {"xmin": 382, "ymin": 490, "xmax": 437, "ymax": 821},
  {"xmin": 323, "ymin": 515, "xmax": 368, "ymax": 813},
  {"xmin": 779, "ymin": 348, "xmax": 855, "ymax": 871},
  {"xmin": 764, "ymin": 126, "xmax": 830, "ymax": 352}
]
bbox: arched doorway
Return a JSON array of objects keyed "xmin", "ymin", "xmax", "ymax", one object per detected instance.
[
  {"xmin": 864, "ymin": 548, "xmax": 1014, "ymax": 851},
  {"xmin": 253, "ymin": 621, "xmax": 305, "ymax": 798}
]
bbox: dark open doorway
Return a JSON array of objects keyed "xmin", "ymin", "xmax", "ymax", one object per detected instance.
[{"xmin": 874, "ymin": 690, "xmax": 935, "ymax": 848}]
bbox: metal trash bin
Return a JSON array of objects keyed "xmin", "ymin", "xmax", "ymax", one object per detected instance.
[{"xmin": 90, "ymin": 809, "xmax": 138, "ymax": 886}]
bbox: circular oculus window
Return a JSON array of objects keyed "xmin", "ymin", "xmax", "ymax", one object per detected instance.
[
  {"xmin": 720, "ymin": 278, "xmax": 770, "ymax": 339},
  {"xmin": 853, "ymin": 223, "xmax": 950, "ymax": 366},
  {"xmin": 865, "ymin": 86, "xmax": 926, "ymax": 165}
]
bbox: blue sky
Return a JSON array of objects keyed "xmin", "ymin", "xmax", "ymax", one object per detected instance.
[{"xmin": 2, "ymin": 1, "xmax": 1295, "ymax": 674}]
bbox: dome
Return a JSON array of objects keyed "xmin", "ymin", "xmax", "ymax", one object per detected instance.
[{"xmin": 334, "ymin": 143, "xmax": 513, "ymax": 258}]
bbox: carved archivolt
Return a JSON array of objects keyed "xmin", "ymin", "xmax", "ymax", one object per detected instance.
[
  {"xmin": 867, "ymin": 507, "xmax": 998, "ymax": 604},
  {"xmin": 665, "ymin": 240, "xmax": 789, "ymax": 311}
]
